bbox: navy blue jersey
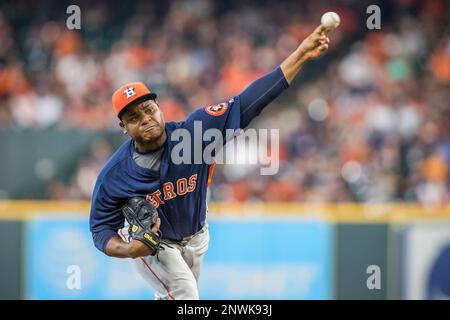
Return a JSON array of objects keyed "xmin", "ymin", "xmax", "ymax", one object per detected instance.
[{"xmin": 90, "ymin": 66, "xmax": 289, "ymax": 253}]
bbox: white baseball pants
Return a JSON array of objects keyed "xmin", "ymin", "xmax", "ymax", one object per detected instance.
[{"xmin": 118, "ymin": 222, "xmax": 210, "ymax": 300}]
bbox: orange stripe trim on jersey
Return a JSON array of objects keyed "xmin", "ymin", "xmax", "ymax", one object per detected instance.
[{"xmin": 207, "ymin": 162, "xmax": 216, "ymax": 187}]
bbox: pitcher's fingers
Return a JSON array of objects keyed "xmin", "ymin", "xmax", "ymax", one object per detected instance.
[
  {"xmin": 152, "ymin": 218, "xmax": 161, "ymax": 232},
  {"xmin": 319, "ymin": 44, "xmax": 329, "ymax": 51},
  {"xmin": 314, "ymin": 24, "xmax": 327, "ymax": 34},
  {"xmin": 314, "ymin": 34, "xmax": 327, "ymax": 44},
  {"xmin": 318, "ymin": 37, "xmax": 330, "ymax": 45}
]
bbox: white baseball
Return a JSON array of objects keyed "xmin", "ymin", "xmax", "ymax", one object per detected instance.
[{"xmin": 321, "ymin": 12, "xmax": 340, "ymax": 29}]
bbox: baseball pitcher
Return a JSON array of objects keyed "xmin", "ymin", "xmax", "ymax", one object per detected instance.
[{"xmin": 89, "ymin": 25, "xmax": 331, "ymax": 299}]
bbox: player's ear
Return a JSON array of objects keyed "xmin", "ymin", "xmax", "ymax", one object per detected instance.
[
  {"xmin": 159, "ymin": 109, "xmax": 165, "ymax": 124},
  {"xmin": 119, "ymin": 121, "xmax": 127, "ymax": 135}
]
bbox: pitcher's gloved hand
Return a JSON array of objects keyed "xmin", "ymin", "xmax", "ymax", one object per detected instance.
[{"xmin": 122, "ymin": 197, "xmax": 161, "ymax": 256}]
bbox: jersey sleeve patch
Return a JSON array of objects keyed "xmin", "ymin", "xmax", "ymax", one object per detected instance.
[{"xmin": 204, "ymin": 102, "xmax": 228, "ymax": 116}]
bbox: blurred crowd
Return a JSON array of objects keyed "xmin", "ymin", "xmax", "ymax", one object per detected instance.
[{"xmin": 0, "ymin": 0, "xmax": 449, "ymax": 204}]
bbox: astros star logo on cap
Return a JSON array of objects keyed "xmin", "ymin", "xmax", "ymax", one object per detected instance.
[
  {"xmin": 112, "ymin": 82, "xmax": 157, "ymax": 117},
  {"xmin": 123, "ymin": 87, "xmax": 137, "ymax": 99}
]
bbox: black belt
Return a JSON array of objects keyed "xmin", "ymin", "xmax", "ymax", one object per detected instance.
[{"xmin": 164, "ymin": 225, "xmax": 207, "ymax": 245}]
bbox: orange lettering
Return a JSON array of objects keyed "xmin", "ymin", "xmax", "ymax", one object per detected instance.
[
  {"xmin": 187, "ymin": 174, "xmax": 198, "ymax": 192},
  {"xmin": 151, "ymin": 190, "xmax": 165, "ymax": 206},
  {"xmin": 177, "ymin": 178, "xmax": 188, "ymax": 196},
  {"xmin": 146, "ymin": 190, "xmax": 165, "ymax": 208},
  {"xmin": 163, "ymin": 182, "xmax": 177, "ymax": 200},
  {"xmin": 145, "ymin": 194, "xmax": 159, "ymax": 208}
]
